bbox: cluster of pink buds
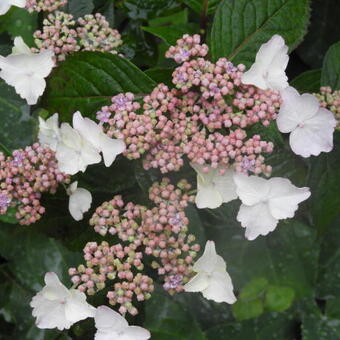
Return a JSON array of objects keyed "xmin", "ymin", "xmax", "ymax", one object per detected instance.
[
  {"xmin": 69, "ymin": 241, "xmax": 153, "ymax": 315},
  {"xmin": 0, "ymin": 143, "xmax": 70, "ymax": 225},
  {"xmin": 70, "ymin": 178, "xmax": 200, "ymax": 314},
  {"xmin": 26, "ymin": 0, "xmax": 67, "ymax": 12},
  {"xmin": 32, "ymin": 11, "xmax": 79, "ymax": 62},
  {"xmin": 314, "ymin": 86, "xmax": 340, "ymax": 129},
  {"xmin": 96, "ymin": 34, "xmax": 279, "ymax": 175},
  {"xmin": 77, "ymin": 14, "xmax": 123, "ymax": 53},
  {"xmin": 33, "ymin": 11, "xmax": 122, "ymax": 62},
  {"xmin": 165, "ymin": 34, "xmax": 208, "ymax": 63}
]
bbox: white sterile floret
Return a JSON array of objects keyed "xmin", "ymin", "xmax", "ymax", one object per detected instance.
[
  {"xmin": 184, "ymin": 240, "xmax": 236, "ymax": 304},
  {"xmin": 67, "ymin": 181, "xmax": 92, "ymax": 221},
  {"xmin": 234, "ymin": 174, "xmax": 311, "ymax": 240},
  {"xmin": 94, "ymin": 306, "xmax": 151, "ymax": 340},
  {"xmin": 73, "ymin": 111, "xmax": 126, "ymax": 167},
  {"xmin": 277, "ymin": 86, "xmax": 337, "ymax": 157},
  {"xmin": 0, "ymin": 37, "xmax": 54, "ymax": 105},
  {"xmin": 191, "ymin": 164, "xmax": 238, "ymax": 209},
  {"xmin": 56, "ymin": 122, "xmax": 101, "ymax": 175},
  {"xmin": 30, "ymin": 272, "xmax": 95, "ymax": 331},
  {"xmin": 0, "ymin": 0, "xmax": 26, "ymax": 16},
  {"xmin": 241, "ymin": 35, "xmax": 289, "ymax": 90},
  {"xmin": 38, "ymin": 113, "xmax": 61, "ymax": 151}
]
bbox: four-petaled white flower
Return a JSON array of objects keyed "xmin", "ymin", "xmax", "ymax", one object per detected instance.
[
  {"xmin": 241, "ymin": 35, "xmax": 289, "ymax": 90},
  {"xmin": 0, "ymin": 0, "xmax": 26, "ymax": 16},
  {"xmin": 38, "ymin": 113, "xmax": 61, "ymax": 151},
  {"xmin": 0, "ymin": 37, "xmax": 54, "ymax": 105},
  {"xmin": 56, "ymin": 122, "xmax": 101, "ymax": 175},
  {"xmin": 184, "ymin": 240, "xmax": 236, "ymax": 304},
  {"xmin": 191, "ymin": 163, "xmax": 238, "ymax": 209},
  {"xmin": 94, "ymin": 305, "xmax": 151, "ymax": 340},
  {"xmin": 234, "ymin": 174, "xmax": 311, "ymax": 240},
  {"xmin": 72, "ymin": 111, "xmax": 126, "ymax": 167},
  {"xmin": 277, "ymin": 86, "xmax": 336, "ymax": 157},
  {"xmin": 30, "ymin": 272, "xmax": 95, "ymax": 331},
  {"xmin": 67, "ymin": 181, "xmax": 92, "ymax": 221}
]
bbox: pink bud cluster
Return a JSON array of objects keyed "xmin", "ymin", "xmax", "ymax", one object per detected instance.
[
  {"xmin": 165, "ymin": 34, "xmax": 209, "ymax": 63},
  {"xmin": 32, "ymin": 11, "xmax": 79, "ymax": 62},
  {"xmin": 69, "ymin": 241, "xmax": 153, "ymax": 315},
  {"xmin": 77, "ymin": 14, "xmax": 122, "ymax": 53},
  {"xmin": 26, "ymin": 0, "xmax": 67, "ymax": 12},
  {"xmin": 33, "ymin": 11, "xmax": 122, "ymax": 62},
  {"xmin": 96, "ymin": 36, "xmax": 278, "ymax": 175},
  {"xmin": 314, "ymin": 86, "xmax": 340, "ymax": 129},
  {"xmin": 0, "ymin": 143, "xmax": 70, "ymax": 225},
  {"xmin": 70, "ymin": 178, "xmax": 200, "ymax": 314}
]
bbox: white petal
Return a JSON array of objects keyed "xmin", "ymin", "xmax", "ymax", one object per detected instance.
[
  {"xmin": 95, "ymin": 306, "xmax": 128, "ymax": 333},
  {"xmin": 277, "ymin": 87, "xmax": 320, "ymax": 133},
  {"xmin": 119, "ymin": 326, "xmax": 151, "ymax": 340},
  {"xmin": 73, "ymin": 111, "xmax": 125, "ymax": 166},
  {"xmin": 241, "ymin": 35, "xmax": 289, "ymax": 90},
  {"xmin": 233, "ymin": 173, "xmax": 270, "ymax": 205},
  {"xmin": 195, "ymin": 174, "xmax": 223, "ymax": 209},
  {"xmin": 73, "ymin": 111, "xmax": 102, "ymax": 148},
  {"xmin": 202, "ymin": 271, "xmax": 237, "ymax": 304},
  {"xmin": 237, "ymin": 203, "xmax": 278, "ymax": 240},
  {"xmin": 11, "ymin": 0, "xmax": 26, "ymax": 7},
  {"xmin": 57, "ymin": 123, "xmax": 101, "ymax": 174},
  {"xmin": 68, "ymin": 187, "xmax": 92, "ymax": 221},
  {"xmin": 184, "ymin": 272, "xmax": 209, "ymax": 292},
  {"xmin": 289, "ymin": 107, "xmax": 336, "ymax": 157},
  {"xmin": 41, "ymin": 272, "xmax": 69, "ymax": 301},
  {"xmin": 64, "ymin": 289, "xmax": 96, "ymax": 323},
  {"xmin": 213, "ymin": 169, "xmax": 238, "ymax": 203},
  {"xmin": 241, "ymin": 64, "xmax": 268, "ymax": 90},
  {"xmin": 0, "ymin": 2, "xmax": 11, "ymax": 15},
  {"xmin": 193, "ymin": 240, "xmax": 221, "ymax": 272},
  {"xmin": 267, "ymin": 177, "xmax": 310, "ymax": 220},
  {"xmin": 38, "ymin": 113, "xmax": 60, "ymax": 151},
  {"xmin": 100, "ymin": 134, "xmax": 126, "ymax": 167},
  {"xmin": 56, "ymin": 143, "xmax": 82, "ymax": 175},
  {"xmin": 12, "ymin": 36, "xmax": 32, "ymax": 54},
  {"xmin": 33, "ymin": 298, "xmax": 71, "ymax": 330}
]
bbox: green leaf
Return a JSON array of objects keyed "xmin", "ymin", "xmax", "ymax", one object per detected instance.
[
  {"xmin": 145, "ymin": 68, "xmax": 173, "ymax": 87},
  {"xmin": 67, "ymin": 0, "xmax": 95, "ymax": 18},
  {"xmin": 307, "ymin": 132, "xmax": 340, "ymax": 232},
  {"xmin": 142, "ymin": 24, "xmax": 198, "ymax": 46},
  {"xmin": 291, "ymin": 69, "xmax": 322, "ymax": 93},
  {"xmin": 316, "ymin": 216, "xmax": 340, "ymax": 299},
  {"xmin": 186, "ymin": 203, "xmax": 206, "ymax": 246},
  {"xmin": 232, "ymin": 299, "xmax": 264, "ymax": 321},
  {"xmin": 326, "ymin": 298, "xmax": 340, "ymax": 320},
  {"xmin": 206, "ymin": 312, "xmax": 296, "ymax": 339},
  {"xmin": 210, "ymin": 0, "xmax": 310, "ymax": 66},
  {"xmin": 182, "ymin": 0, "xmax": 221, "ymax": 15},
  {"xmin": 296, "ymin": 0, "xmax": 340, "ymax": 68},
  {"xmin": 0, "ymin": 207, "xmax": 18, "ymax": 224},
  {"xmin": 239, "ymin": 277, "xmax": 268, "ymax": 300},
  {"xmin": 0, "ymin": 8, "xmax": 37, "ymax": 46},
  {"xmin": 0, "ymin": 224, "xmax": 82, "ymax": 291},
  {"xmin": 321, "ymin": 41, "xmax": 340, "ymax": 90},
  {"xmin": 149, "ymin": 8, "xmax": 188, "ymax": 26},
  {"xmin": 0, "ymin": 80, "xmax": 37, "ymax": 151},
  {"xmin": 144, "ymin": 292, "xmax": 206, "ymax": 339},
  {"xmin": 264, "ymin": 285, "xmax": 295, "ymax": 312},
  {"xmin": 300, "ymin": 301, "xmax": 340, "ymax": 340},
  {"xmin": 42, "ymin": 52, "xmax": 156, "ymax": 121},
  {"xmin": 122, "ymin": 0, "xmax": 180, "ymax": 20}
]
